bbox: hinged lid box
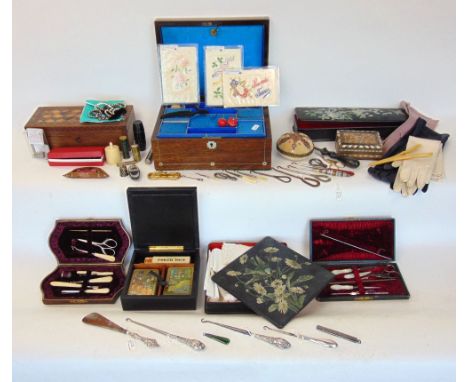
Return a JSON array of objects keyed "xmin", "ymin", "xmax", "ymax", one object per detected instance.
[
  {"xmin": 25, "ymin": 106, "xmax": 135, "ymax": 149},
  {"xmin": 40, "ymin": 219, "xmax": 131, "ymax": 304},
  {"xmin": 151, "ymin": 18, "xmax": 272, "ymax": 170},
  {"xmin": 121, "ymin": 187, "xmax": 200, "ymax": 310},
  {"xmin": 310, "ymin": 218, "xmax": 410, "ymax": 301}
]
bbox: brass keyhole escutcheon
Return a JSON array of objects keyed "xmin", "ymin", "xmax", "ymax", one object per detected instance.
[{"xmin": 210, "ymin": 28, "xmax": 218, "ymax": 37}]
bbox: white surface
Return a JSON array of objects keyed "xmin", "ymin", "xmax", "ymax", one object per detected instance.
[{"xmin": 12, "ymin": 0, "xmax": 455, "ymax": 381}]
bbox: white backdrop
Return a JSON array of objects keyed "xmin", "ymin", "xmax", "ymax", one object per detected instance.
[{"xmin": 12, "ymin": 1, "xmax": 456, "ymax": 381}]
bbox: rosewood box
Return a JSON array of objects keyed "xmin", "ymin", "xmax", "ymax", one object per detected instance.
[
  {"xmin": 310, "ymin": 218, "xmax": 410, "ymax": 301},
  {"xmin": 41, "ymin": 219, "xmax": 131, "ymax": 304},
  {"xmin": 120, "ymin": 187, "xmax": 200, "ymax": 310},
  {"xmin": 25, "ymin": 105, "xmax": 135, "ymax": 149},
  {"xmin": 294, "ymin": 107, "xmax": 407, "ymax": 142},
  {"xmin": 151, "ymin": 18, "xmax": 272, "ymax": 170}
]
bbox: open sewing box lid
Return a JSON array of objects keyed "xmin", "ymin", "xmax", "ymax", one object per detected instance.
[
  {"xmin": 126, "ymin": 187, "xmax": 199, "ymax": 252},
  {"xmin": 48, "ymin": 219, "xmax": 131, "ymax": 265},
  {"xmin": 310, "ymin": 218, "xmax": 395, "ymax": 264},
  {"xmin": 154, "ymin": 18, "xmax": 269, "ymax": 100}
]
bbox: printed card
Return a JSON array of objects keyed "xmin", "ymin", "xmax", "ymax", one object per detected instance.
[
  {"xmin": 204, "ymin": 46, "xmax": 243, "ymax": 106},
  {"xmin": 163, "ymin": 266, "xmax": 194, "ymax": 295},
  {"xmin": 222, "ymin": 67, "xmax": 280, "ymax": 107},
  {"xmin": 159, "ymin": 45, "xmax": 199, "ymax": 104}
]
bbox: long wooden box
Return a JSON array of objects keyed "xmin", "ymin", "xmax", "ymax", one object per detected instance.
[
  {"xmin": 151, "ymin": 107, "xmax": 272, "ymax": 170},
  {"xmin": 25, "ymin": 106, "xmax": 135, "ymax": 148}
]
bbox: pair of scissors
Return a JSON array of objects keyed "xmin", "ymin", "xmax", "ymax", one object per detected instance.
[
  {"xmin": 77, "ymin": 238, "xmax": 118, "ymax": 256},
  {"xmin": 314, "ymin": 147, "xmax": 360, "ymax": 169},
  {"xmin": 275, "ymin": 166, "xmax": 330, "ymax": 187}
]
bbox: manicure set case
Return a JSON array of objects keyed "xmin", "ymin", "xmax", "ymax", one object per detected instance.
[
  {"xmin": 25, "ymin": 106, "xmax": 135, "ymax": 149},
  {"xmin": 151, "ymin": 18, "xmax": 272, "ymax": 170},
  {"xmin": 294, "ymin": 107, "xmax": 407, "ymax": 142},
  {"xmin": 120, "ymin": 187, "xmax": 200, "ymax": 310},
  {"xmin": 40, "ymin": 219, "xmax": 131, "ymax": 305},
  {"xmin": 310, "ymin": 218, "xmax": 410, "ymax": 301}
]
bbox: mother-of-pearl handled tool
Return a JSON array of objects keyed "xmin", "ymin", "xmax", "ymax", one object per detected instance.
[
  {"xmin": 85, "ymin": 288, "xmax": 110, "ymax": 294},
  {"xmin": 125, "ymin": 318, "xmax": 206, "ymax": 351},
  {"xmin": 82, "ymin": 313, "xmax": 159, "ymax": 348},
  {"xmin": 88, "ymin": 276, "xmax": 113, "ymax": 283},
  {"xmin": 50, "ymin": 281, "xmax": 82, "ymax": 288},
  {"xmin": 201, "ymin": 318, "xmax": 291, "ymax": 350},
  {"xmin": 263, "ymin": 325, "xmax": 338, "ymax": 348}
]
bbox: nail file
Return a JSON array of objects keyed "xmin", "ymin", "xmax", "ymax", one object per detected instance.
[{"xmin": 316, "ymin": 325, "xmax": 361, "ymax": 344}]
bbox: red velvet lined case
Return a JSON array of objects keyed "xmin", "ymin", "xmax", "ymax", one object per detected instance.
[
  {"xmin": 310, "ymin": 218, "xmax": 410, "ymax": 301},
  {"xmin": 40, "ymin": 219, "xmax": 131, "ymax": 304}
]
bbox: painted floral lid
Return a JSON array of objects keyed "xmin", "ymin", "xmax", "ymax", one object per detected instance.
[{"xmin": 211, "ymin": 236, "xmax": 333, "ymax": 328}]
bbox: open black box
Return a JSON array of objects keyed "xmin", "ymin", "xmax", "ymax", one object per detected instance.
[
  {"xmin": 120, "ymin": 187, "xmax": 200, "ymax": 310},
  {"xmin": 310, "ymin": 218, "xmax": 410, "ymax": 301}
]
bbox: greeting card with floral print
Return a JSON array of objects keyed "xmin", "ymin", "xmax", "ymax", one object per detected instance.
[
  {"xmin": 159, "ymin": 44, "xmax": 199, "ymax": 104},
  {"xmin": 212, "ymin": 236, "xmax": 333, "ymax": 328},
  {"xmin": 222, "ymin": 67, "xmax": 280, "ymax": 107},
  {"xmin": 204, "ymin": 46, "xmax": 243, "ymax": 106}
]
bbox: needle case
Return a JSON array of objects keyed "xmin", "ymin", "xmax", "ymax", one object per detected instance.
[
  {"xmin": 121, "ymin": 187, "xmax": 200, "ymax": 310},
  {"xmin": 40, "ymin": 219, "xmax": 131, "ymax": 304},
  {"xmin": 310, "ymin": 218, "xmax": 410, "ymax": 301},
  {"xmin": 151, "ymin": 18, "xmax": 272, "ymax": 170}
]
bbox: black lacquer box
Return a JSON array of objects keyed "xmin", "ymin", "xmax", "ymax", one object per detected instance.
[
  {"xmin": 212, "ymin": 236, "xmax": 334, "ymax": 328},
  {"xmin": 120, "ymin": 187, "xmax": 200, "ymax": 310},
  {"xmin": 41, "ymin": 219, "xmax": 131, "ymax": 304},
  {"xmin": 310, "ymin": 218, "xmax": 410, "ymax": 301},
  {"xmin": 294, "ymin": 107, "xmax": 407, "ymax": 142}
]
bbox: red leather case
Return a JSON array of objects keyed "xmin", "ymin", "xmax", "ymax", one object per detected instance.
[{"xmin": 47, "ymin": 146, "xmax": 105, "ymax": 166}]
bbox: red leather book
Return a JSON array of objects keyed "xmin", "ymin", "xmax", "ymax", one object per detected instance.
[{"xmin": 47, "ymin": 146, "xmax": 105, "ymax": 166}]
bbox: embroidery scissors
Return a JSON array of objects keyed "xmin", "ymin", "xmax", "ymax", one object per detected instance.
[
  {"xmin": 76, "ymin": 238, "xmax": 118, "ymax": 256},
  {"xmin": 306, "ymin": 158, "xmax": 355, "ymax": 177},
  {"xmin": 277, "ymin": 166, "xmax": 331, "ymax": 187},
  {"xmin": 314, "ymin": 147, "xmax": 360, "ymax": 169}
]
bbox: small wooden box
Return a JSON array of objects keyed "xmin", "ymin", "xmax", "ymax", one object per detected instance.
[
  {"xmin": 25, "ymin": 106, "xmax": 135, "ymax": 149},
  {"xmin": 151, "ymin": 18, "xmax": 272, "ymax": 170}
]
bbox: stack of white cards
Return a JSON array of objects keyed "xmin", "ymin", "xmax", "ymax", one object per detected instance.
[{"xmin": 204, "ymin": 243, "xmax": 252, "ymax": 302}]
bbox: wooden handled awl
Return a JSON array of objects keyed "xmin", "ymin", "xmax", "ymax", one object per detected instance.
[{"xmin": 82, "ymin": 313, "xmax": 159, "ymax": 348}]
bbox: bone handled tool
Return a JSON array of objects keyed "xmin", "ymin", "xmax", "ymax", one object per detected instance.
[
  {"xmin": 201, "ymin": 318, "xmax": 291, "ymax": 349},
  {"xmin": 126, "ymin": 318, "xmax": 206, "ymax": 351}
]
